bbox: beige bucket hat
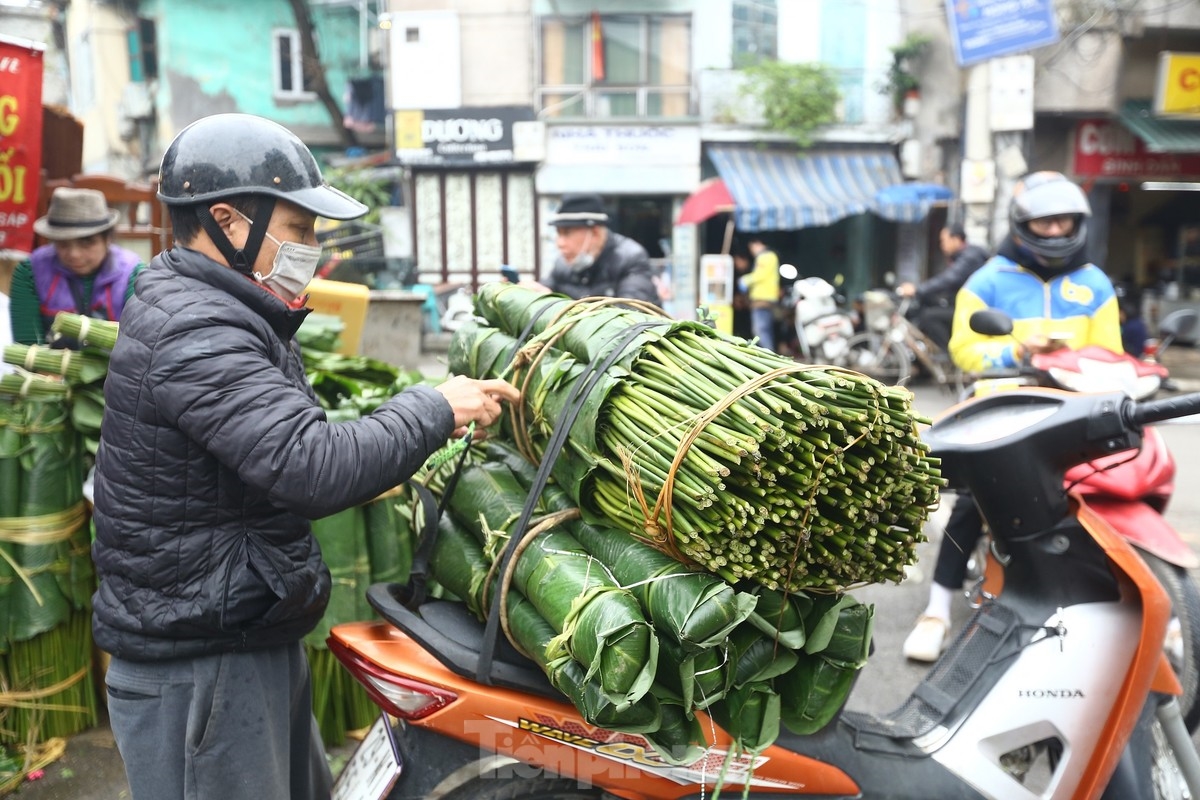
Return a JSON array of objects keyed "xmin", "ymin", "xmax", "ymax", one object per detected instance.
[{"xmin": 33, "ymin": 187, "xmax": 121, "ymax": 241}]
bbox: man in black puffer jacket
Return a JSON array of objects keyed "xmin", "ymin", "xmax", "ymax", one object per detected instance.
[
  {"xmin": 541, "ymin": 193, "xmax": 661, "ymax": 305},
  {"xmin": 92, "ymin": 114, "xmax": 519, "ymax": 800}
]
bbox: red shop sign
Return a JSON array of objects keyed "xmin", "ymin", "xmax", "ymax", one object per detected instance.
[
  {"xmin": 1073, "ymin": 118, "xmax": 1200, "ymax": 179},
  {"xmin": 0, "ymin": 36, "xmax": 44, "ymax": 254}
]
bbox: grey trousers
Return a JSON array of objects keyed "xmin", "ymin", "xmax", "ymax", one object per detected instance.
[{"xmin": 105, "ymin": 641, "xmax": 333, "ymax": 800}]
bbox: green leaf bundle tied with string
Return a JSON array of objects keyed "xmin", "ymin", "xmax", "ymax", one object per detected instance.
[
  {"xmin": 435, "ymin": 460, "xmax": 659, "ymax": 706},
  {"xmin": 0, "ymin": 394, "xmax": 97, "ymax": 744},
  {"xmin": 451, "ymin": 285, "xmax": 943, "ymax": 594}
]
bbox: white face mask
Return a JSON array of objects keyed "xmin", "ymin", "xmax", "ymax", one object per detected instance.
[
  {"xmin": 236, "ymin": 211, "xmax": 323, "ymax": 301},
  {"xmin": 569, "ymin": 250, "xmax": 595, "ymax": 273},
  {"xmin": 567, "ymin": 228, "xmax": 595, "ymax": 273}
]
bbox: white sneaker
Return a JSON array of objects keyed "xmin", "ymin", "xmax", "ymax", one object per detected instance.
[{"xmin": 903, "ymin": 615, "xmax": 949, "ymax": 662}]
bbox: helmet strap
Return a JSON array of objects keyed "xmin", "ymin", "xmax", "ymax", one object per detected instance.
[{"xmin": 196, "ymin": 196, "xmax": 277, "ymax": 276}]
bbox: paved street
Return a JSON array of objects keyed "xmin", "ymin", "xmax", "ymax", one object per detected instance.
[{"xmin": 15, "ymin": 351, "xmax": 1200, "ymax": 798}]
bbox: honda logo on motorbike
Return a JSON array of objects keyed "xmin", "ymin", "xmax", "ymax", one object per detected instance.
[{"xmin": 1018, "ymin": 689, "xmax": 1085, "ymax": 698}]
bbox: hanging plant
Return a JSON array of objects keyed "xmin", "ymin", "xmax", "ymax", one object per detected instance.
[
  {"xmin": 739, "ymin": 60, "xmax": 841, "ymax": 148},
  {"xmin": 882, "ymin": 34, "xmax": 931, "ymax": 116},
  {"xmin": 323, "ymin": 166, "xmax": 393, "ymax": 225}
]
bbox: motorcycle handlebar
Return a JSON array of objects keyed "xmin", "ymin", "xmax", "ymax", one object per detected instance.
[{"xmin": 1127, "ymin": 392, "xmax": 1200, "ymax": 427}]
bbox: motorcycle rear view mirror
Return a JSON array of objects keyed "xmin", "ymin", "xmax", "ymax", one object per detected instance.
[
  {"xmin": 1160, "ymin": 308, "xmax": 1199, "ymax": 341},
  {"xmin": 969, "ymin": 309, "xmax": 1015, "ymax": 337}
]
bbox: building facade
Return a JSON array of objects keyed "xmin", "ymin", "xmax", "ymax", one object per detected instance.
[
  {"xmin": 901, "ymin": 0, "xmax": 1200, "ymax": 328},
  {"xmin": 30, "ymin": 0, "xmax": 385, "ymax": 176},
  {"xmin": 387, "ymin": 0, "xmax": 942, "ymax": 317},
  {"xmin": 18, "ymin": 0, "xmax": 955, "ymax": 315}
]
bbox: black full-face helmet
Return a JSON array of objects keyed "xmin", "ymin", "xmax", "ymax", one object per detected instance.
[
  {"xmin": 159, "ymin": 113, "xmax": 366, "ymax": 271},
  {"xmin": 1009, "ymin": 170, "xmax": 1091, "ymax": 270}
]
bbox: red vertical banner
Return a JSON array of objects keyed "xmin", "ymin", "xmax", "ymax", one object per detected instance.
[
  {"xmin": 591, "ymin": 11, "xmax": 605, "ymax": 82},
  {"xmin": 0, "ymin": 37, "xmax": 45, "ymax": 254}
]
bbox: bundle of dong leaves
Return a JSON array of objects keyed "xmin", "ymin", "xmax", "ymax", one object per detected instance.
[
  {"xmin": 423, "ymin": 444, "xmax": 878, "ymax": 762},
  {"xmin": 420, "ymin": 284, "xmax": 943, "ymax": 761},
  {"xmin": 451, "ymin": 285, "xmax": 942, "ymax": 593},
  {"xmin": 0, "ymin": 374, "xmax": 97, "ymax": 747}
]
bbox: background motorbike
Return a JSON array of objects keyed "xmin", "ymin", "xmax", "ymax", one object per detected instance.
[
  {"xmin": 961, "ymin": 307, "xmax": 1200, "ymax": 732},
  {"xmin": 328, "ymin": 376, "xmax": 1200, "ymax": 799},
  {"xmin": 846, "ymin": 289, "xmax": 963, "ymax": 392},
  {"xmin": 788, "ymin": 274, "xmax": 857, "ymax": 366}
]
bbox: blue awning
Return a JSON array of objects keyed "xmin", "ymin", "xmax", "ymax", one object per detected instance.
[
  {"xmin": 874, "ymin": 182, "xmax": 954, "ymax": 222},
  {"xmin": 707, "ymin": 146, "xmax": 949, "ymax": 231}
]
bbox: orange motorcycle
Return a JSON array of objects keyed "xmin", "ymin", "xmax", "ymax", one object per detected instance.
[{"xmin": 330, "ymin": 384, "xmax": 1200, "ymax": 800}]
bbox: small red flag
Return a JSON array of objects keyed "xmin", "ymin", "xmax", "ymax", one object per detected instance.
[{"xmin": 591, "ymin": 12, "xmax": 605, "ymax": 82}]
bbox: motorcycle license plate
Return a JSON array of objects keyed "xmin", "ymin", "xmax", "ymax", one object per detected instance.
[{"xmin": 331, "ymin": 713, "xmax": 403, "ymax": 800}]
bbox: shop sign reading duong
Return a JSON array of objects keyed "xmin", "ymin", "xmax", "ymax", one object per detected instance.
[
  {"xmin": 1072, "ymin": 118, "xmax": 1200, "ymax": 178},
  {"xmin": 394, "ymin": 106, "xmax": 536, "ymax": 165}
]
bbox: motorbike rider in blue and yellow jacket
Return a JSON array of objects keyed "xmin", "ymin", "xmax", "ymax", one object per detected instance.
[
  {"xmin": 905, "ymin": 170, "xmax": 1124, "ymax": 663},
  {"xmin": 948, "ymin": 173, "xmax": 1123, "ymax": 374}
]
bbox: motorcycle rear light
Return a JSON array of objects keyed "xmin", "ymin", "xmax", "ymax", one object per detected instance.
[{"xmin": 327, "ymin": 638, "xmax": 457, "ymax": 720}]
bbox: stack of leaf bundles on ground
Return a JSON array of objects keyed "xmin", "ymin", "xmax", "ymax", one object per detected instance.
[
  {"xmin": 448, "ymin": 284, "xmax": 943, "ymax": 594},
  {"xmin": 6, "ymin": 314, "xmax": 120, "ymax": 457},
  {"xmin": 421, "ymin": 443, "xmax": 876, "ymax": 761},
  {"xmin": 0, "ymin": 372, "xmax": 97, "ymax": 746}
]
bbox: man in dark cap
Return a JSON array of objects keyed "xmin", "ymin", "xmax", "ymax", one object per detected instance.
[{"xmin": 541, "ymin": 193, "xmax": 660, "ymax": 305}]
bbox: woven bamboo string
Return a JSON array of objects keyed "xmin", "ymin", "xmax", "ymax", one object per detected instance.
[
  {"xmin": 0, "ymin": 666, "xmax": 90, "ymax": 708},
  {"xmin": 505, "ymin": 295, "xmax": 670, "ymax": 464},
  {"xmin": 0, "ymin": 504, "xmax": 87, "ymax": 544},
  {"xmin": 489, "ymin": 508, "xmax": 581, "ymax": 658},
  {"xmin": 0, "ymin": 737, "xmax": 67, "ymax": 795}
]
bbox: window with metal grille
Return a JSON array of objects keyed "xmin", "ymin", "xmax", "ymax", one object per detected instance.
[{"xmin": 537, "ymin": 13, "xmax": 692, "ymax": 119}]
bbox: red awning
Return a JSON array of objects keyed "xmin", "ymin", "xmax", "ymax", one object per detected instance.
[{"xmin": 676, "ymin": 177, "xmax": 736, "ymax": 225}]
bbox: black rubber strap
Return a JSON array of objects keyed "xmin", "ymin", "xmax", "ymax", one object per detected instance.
[
  {"xmin": 400, "ymin": 481, "xmax": 441, "ymax": 609},
  {"xmin": 512, "ymin": 301, "xmax": 558, "ymax": 352},
  {"xmin": 474, "ymin": 319, "xmax": 669, "ymax": 683},
  {"xmin": 401, "ymin": 428, "xmax": 477, "ymax": 610},
  {"xmin": 195, "ymin": 195, "xmax": 275, "ymax": 275}
]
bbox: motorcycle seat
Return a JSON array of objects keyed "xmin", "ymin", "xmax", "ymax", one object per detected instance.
[{"xmin": 366, "ymin": 583, "xmax": 561, "ymax": 700}]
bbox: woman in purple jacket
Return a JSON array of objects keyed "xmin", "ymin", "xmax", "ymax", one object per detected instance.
[{"xmin": 9, "ymin": 187, "xmax": 144, "ymax": 345}]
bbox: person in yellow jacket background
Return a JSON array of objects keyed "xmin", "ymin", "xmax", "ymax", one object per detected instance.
[
  {"xmin": 741, "ymin": 236, "xmax": 781, "ymax": 352},
  {"xmin": 904, "ymin": 171, "xmax": 1122, "ymax": 662}
]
